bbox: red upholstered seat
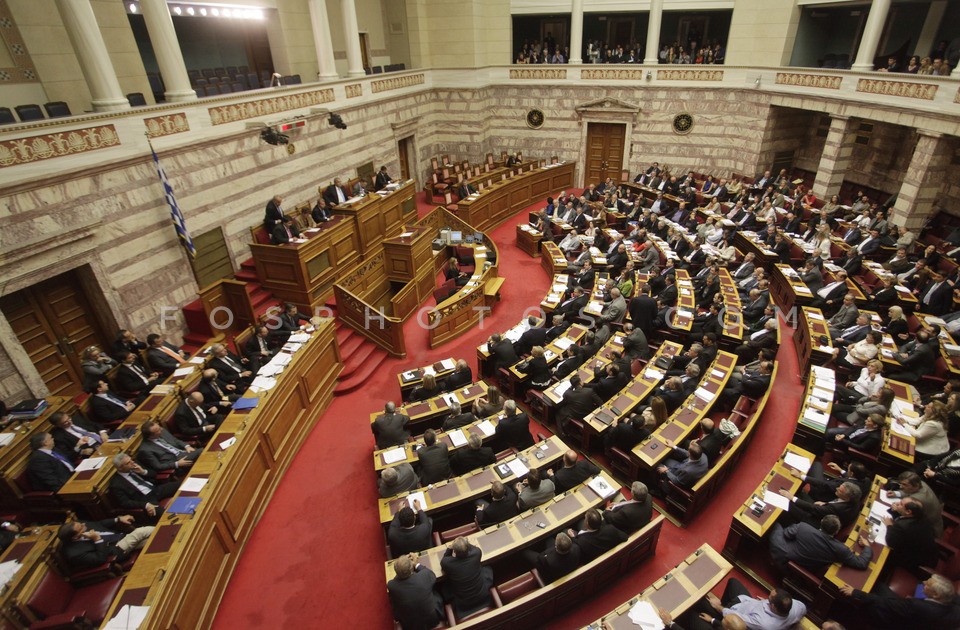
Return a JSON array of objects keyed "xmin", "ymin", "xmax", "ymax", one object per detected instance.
[
  {"xmin": 494, "ymin": 569, "xmax": 544, "ymax": 605},
  {"xmin": 25, "ymin": 570, "xmax": 123, "ymax": 628},
  {"xmin": 252, "ymin": 227, "xmax": 271, "ymax": 245},
  {"xmin": 439, "ymin": 522, "xmax": 479, "ymax": 544}
]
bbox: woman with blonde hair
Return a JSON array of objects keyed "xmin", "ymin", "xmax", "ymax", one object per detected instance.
[
  {"xmin": 473, "ymin": 386, "xmax": 504, "ymax": 418},
  {"xmin": 903, "ymin": 401, "xmax": 951, "ymax": 462},
  {"xmin": 885, "ymin": 305, "xmax": 910, "ymax": 347},
  {"xmin": 410, "ymin": 372, "xmax": 441, "ymax": 402},
  {"xmin": 644, "ymin": 396, "xmax": 668, "ymax": 428}
]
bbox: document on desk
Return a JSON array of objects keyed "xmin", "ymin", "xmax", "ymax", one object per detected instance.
[
  {"xmin": 506, "ymin": 458, "xmax": 529, "ymax": 478},
  {"xmin": 180, "ymin": 477, "xmax": 209, "ymax": 493},
  {"xmin": 439, "ymin": 358, "xmax": 456, "ymax": 371},
  {"xmin": 587, "ymin": 476, "xmax": 617, "ymax": 500},
  {"xmin": 476, "ymin": 419, "xmax": 496, "ymax": 436},
  {"xmin": 627, "ymin": 600, "xmax": 665, "ymax": 630},
  {"xmin": 103, "ymin": 604, "xmax": 150, "ymax": 630},
  {"xmin": 249, "ymin": 375, "xmax": 276, "ymax": 392},
  {"xmin": 382, "ymin": 447, "xmax": 407, "ymax": 465},
  {"xmin": 75, "ymin": 456, "xmax": 107, "ymax": 472},
  {"xmin": 0, "ymin": 433, "xmax": 14, "ymax": 447},
  {"xmin": 218, "ymin": 436, "xmax": 237, "ymax": 451},
  {"xmin": 811, "ymin": 365, "xmax": 834, "ymax": 378},
  {"xmin": 405, "ymin": 491, "xmax": 425, "ymax": 510},
  {"xmin": 0, "ymin": 560, "xmax": 20, "ymax": 589},
  {"xmin": 811, "ymin": 386, "xmax": 833, "ymax": 402},
  {"xmin": 694, "ymin": 387, "xmax": 714, "ymax": 402},
  {"xmin": 763, "ymin": 490, "xmax": 791, "ymax": 511},
  {"xmin": 172, "ymin": 367, "xmax": 194, "ymax": 377},
  {"xmin": 448, "ymin": 429, "xmax": 468, "ymax": 448},
  {"xmin": 287, "ymin": 333, "xmax": 311, "ymax": 344},
  {"xmin": 644, "ymin": 368, "xmax": 665, "ymax": 381},
  {"xmin": 188, "ymin": 356, "xmax": 205, "ymax": 364},
  {"xmin": 422, "ymin": 366, "xmax": 436, "ymax": 377},
  {"xmin": 806, "ymin": 311, "xmax": 824, "ymax": 320},
  {"xmin": 554, "ymin": 337, "xmax": 574, "ymax": 351},
  {"xmin": 552, "ymin": 379, "xmax": 573, "ymax": 398},
  {"xmin": 783, "ymin": 452, "xmax": 813, "ymax": 474}
]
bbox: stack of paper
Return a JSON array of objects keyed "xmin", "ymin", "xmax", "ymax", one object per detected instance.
[
  {"xmin": 75, "ymin": 456, "xmax": 107, "ymax": 472},
  {"xmin": 448, "ymin": 430, "xmax": 468, "ymax": 448},
  {"xmin": 644, "ymin": 368, "xmax": 665, "ymax": 380},
  {"xmin": 288, "ymin": 333, "xmax": 311, "ymax": 343},
  {"xmin": 554, "ymin": 337, "xmax": 574, "ymax": 350},
  {"xmin": 587, "ymin": 476, "xmax": 617, "ymax": 500},
  {"xmin": 172, "ymin": 367, "xmax": 194, "ymax": 377},
  {"xmin": 249, "ymin": 375, "xmax": 276, "ymax": 392},
  {"xmin": 784, "ymin": 452, "xmax": 813, "ymax": 474},
  {"xmin": 763, "ymin": 490, "xmax": 791, "ymax": 510},
  {"xmin": 476, "ymin": 420, "xmax": 496, "ymax": 436},
  {"xmin": 439, "ymin": 358, "xmax": 456, "ymax": 371},
  {"xmin": 553, "ymin": 379, "xmax": 573, "ymax": 398},
  {"xmin": 506, "ymin": 458, "xmax": 529, "ymax": 478},
  {"xmin": 0, "ymin": 433, "xmax": 15, "ymax": 447},
  {"xmin": 382, "ymin": 447, "xmax": 407, "ymax": 464},
  {"xmin": 0, "ymin": 560, "xmax": 20, "ymax": 589},
  {"xmin": 103, "ymin": 605, "xmax": 150, "ymax": 630}
]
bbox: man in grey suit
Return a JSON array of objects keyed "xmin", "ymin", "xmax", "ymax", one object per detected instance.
[
  {"xmin": 372, "ymin": 402, "xmax": 410, "ymax": 450},
  {"xmin": 603, "ymin": 481, "xmax": 653, "ymax": 533},
  {"xmin": 599, "ymin": 288, "xmax": 627, "ymax": 325},
  {"xmin": 378, "ymin": 463, "xmax": 420, "ymax": 498},
  {"xmin": 655, "ymin": 442, "xmax": 708, "ymax": 496},
  {"xmin": 137, "ymin": 420, "xmax": 201, "ymax": 474},
  {"xmin": 416, "ymin": 429, "xmax": 451, "ymax": 484},
  {"xmin": 827, "ymin": 294, "xmax": 859, "ymax": 333},
  {"xmin": 799, "ymin": 259, "xmax": 823, "ymax": 293},
  {"xmin": 769, "ymin": 515, "xmax": 872, "ymax": 572}
]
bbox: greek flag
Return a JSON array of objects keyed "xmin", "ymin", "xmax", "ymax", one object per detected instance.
[{"xmin": 151, "ymin": 147, "xmax": 196, "ymax": 258}]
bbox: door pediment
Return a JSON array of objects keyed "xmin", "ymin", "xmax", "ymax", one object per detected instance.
[{"xmin": 575, "ymin": 98, "xmax": 641, "ymax": 123}]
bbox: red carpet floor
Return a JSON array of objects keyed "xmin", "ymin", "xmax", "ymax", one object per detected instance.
[{"xmin": 212, "ymin": 194, "xmax": 804, "ymax": 629}]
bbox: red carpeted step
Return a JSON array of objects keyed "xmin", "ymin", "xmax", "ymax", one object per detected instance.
[
  {"xmin": 338, "ymin": 340, "xmax": 382, "ymax": 381},
  {"xmin": 334, "ymin": 347, "xmax": 390, "ymax": 395},
  {"xmin": 181, "ymin": 332, "xmax": 209, "ymax": 355},
  {"xmin": 182, "ymin": 298, "xmax": 212, "ymax": 337},
  {"xmin": 239, "ymin": 257, "xmax": 256, "ymax": 271},
  {"xmin": 247, "ymin": 287, "xmax": 274, "ymax": 310},
  {"xmin": 234, "ymin": 269, "xmax": 258, "ymax": 282},
  {"xmin": 335, "ymin": 324, "xmax": 354, "ymax": 348}
]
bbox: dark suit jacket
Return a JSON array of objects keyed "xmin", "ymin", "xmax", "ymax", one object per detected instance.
[
  {"xmin": 209, "ymin": 353, "xmax": 248, "ymax": 385},
  {"xmin": 790, "ymin": 497, "xmax": 859, "ymax": 528},
  {"xmin": 114, "ymin": 363, "xmax": 157, "ymax": 394},
  {"xmin": 417, "ymin": 443, "xmax": 451, "ymax": 484},
  {"xmin": 696, "ymin": 430, "xmax": 728, "ymax": 465},
  {"xmin": 559, "ymin": 294, "xmax": 589, "ymax": 321},
  {"xmin": 603, "ymin": 495, "xmax": 653, "ymax": 533},
  {"xmin": 138, "ymin": 429, "xmax": 192, "ymax": 472},
  {"xmin": 372, "ymin": 413, "xmax": 410, "ymax": 449},
  {"xmin": 27, "ymin": 451, "xmax": 73, "ymax": 491},
  {"xmin": 374, "ymin": 171, "xmax": 392, "ymax": 191},
  {"xmin": 442, "ymin": 412, "xmax": 476, "ymax": 432},
  {"xmin": 557, "ymin": 387, "xmax": 603, "ymax": 425},
  {"xmin": 322, "ymin": 184, "xmax": 349, "ymax": 206},
  {"xmin": 451, "ymin": 447, "xmax": 495, "ymax": 476},
  {"xmin": 263, "ymin": 199, "xmax": 284, "ymax": 230},
  {"xmin": 550, "ymin": 460, "xmax": 601, "ymax": 493},
  {"xmin": 388, "ymin": 510, "xmax": 434, "ymax": 556},
  {"xmin": 534, "ymin": 545, "xmax": 582, "ymax": 583},
  {"xmin": 920, "ymin": 282, "xmax": 953, "ymax": 316},
  {"xmin": 440, "ymin": 544, "xmax": 492, "ymax": 615},
  {"xmin": 442, "ymin": 367, "xmax": 472, "ymax": 392},
  {"xmin": 476, "ymin": 487, "xmax": 519, "ymax": 527},
  {"xmin": 89, "ymin": 393, "xmax": 132, "ymax": 423},
  {"xmin": 60, "ymin": 518, "xmax": 129, "ymax": 570},
  {"xmin": 108, "ymin": 469, "xmax": 178, "ymax": 509},
  {"xmin": 388, "ymin": 567, "xmax": 443, "ymax": 630},
  {"xmin": 494, "ymin": 412, "xmax": 534, "ymax": 450},
  {"xmin": 270, "ymin": 222, "xmax": 300, "ymax": 245},
  {"xmin": 628, "ymin": 296, "xmax": 659, "ymax": 335},
  {"xmin": 575, "ymin": 524, "xmax": 627, "ymax": 563},
  {"xmin": 659, "ymin": 284, "xmax": 678, "ymax": 308},
  {"xmin": 146, "ymin": 344, "xmax": 182, "ymax": 376},
  {"xmin": 769, "ymin": 522, "xmax": 871, "ymax": 572},
  {"xmin": 173, "ymin": 402, "xmax": 216, "ymax": 438},
  {"xmin": 886, "ymin": 516, "xmax": 939, "ymax": 573},
  {"xmin": 513, "ymin": 327, "xmax": 548, "ymax": 357},
  {"xmin": 490, "ymin": 339, "xmax": 519, "ymax": 370},
  {"xmin": 52, "ymin": 417, "xmax": 104, "ymax": 456}
]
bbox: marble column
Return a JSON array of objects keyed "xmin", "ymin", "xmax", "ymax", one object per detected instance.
[
  {"xmin": 54, "ymin": 0, "xmax": 130, "ymax": 112},
  {"xmin": 139, "ymin": 0, "xmax": 196, "ymax": 102},
  {"xmin": 643, "ymin": 0, "xmax": 664, "ymax": 65},
  {"xmin": 309, "ymin": 0, "xmax": 339, "ymax": 79},
  {"xmin": 812, "ymin": 115, "xmax": 853, "ymax": 199},
  {"xmin": 851, "ymin": 0, "xmax": 891, "ymax": 72},
  {"xmin": 569, "ymin": 0, "xmax": 584, "ymax": 64},
  {"xmin": 892, "ymin": 131, "xmax": 950, "ymax": 231},
  {"xmin": 341, "ymin": 0, "xmax": 365, "ymax": 77}
]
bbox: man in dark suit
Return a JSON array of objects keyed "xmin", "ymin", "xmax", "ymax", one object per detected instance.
[
  {"xmin": 322, "ymin": 177, "xmax": 349, "ymax": 206},
  {"xmin": 731, "ymin": 253, "xmax": 756, "ymax": 281},
  {"xmin": 108, "ymin": 452, "xmax": 180, "ymax": 520},
  {"xmin": 621, "ymin": 323, "xmax": 649, "ymax": 361},
  {"xmin": 27, "ymin": 432, "xmax": 74, "ymax": 491},
  {"xmin": 270, "ymin": 215, "xmax": 300, "ymax": 245},
  {"xmin": 628, "ymin": 286, "xmax": 658, "ymax": 337},
  {"xmin": 114, "ymin": 351, "xmax": 162, "ymax": 399},
  {"xmin": 372, "ymin": 401, "xmax": 410, "ymax": 449},
  {"xmin": 49, "ymin": 411, "xmax": 108, "ymax": 460},
  {"xmin": 208, "ymin": 343, "xmax": 253, "ymax": 391},
  {"xmin": 839, "ymin": 573, "xmax": 960, "ymax": 630},
  {"xmin": 523, "ymin": 532, "xmax": 581, "ymax": 583},
  {"xmin": 416, "ymin": 429, "xmax": 451, "ymax": 484},
  {"xmin": 572, "ymin": 260, "xmax": 596, "ymax": 291},
  {"xmin": 558, "ymin": 287, "xmax": 589, "ymax": 322},
  {"xmin": 388, "ymin": 502, "xmax": 433, "ymax": 557},
  {"xmin": 552, "ymin": 345, "xmax": 584, "ymax": 381},
  {"xmin": 919, "ymin": 271, "xmax": 953, "ymax": 316},
  {"xmin": 441, "ymin": 401, "xmax": 476, "ymax": 432},
  {"xmin": 544, "ymin": 314, "xmax": 570, "ymax": 344},
  {"xmin": 884, "ymin": 496, "xmax": 939, "ymax": 575},
  {"xmin": 475, "ymin": 480, "xmax": 519, "ymax": 527},
  {"xmin": 379, "ymin": 463, "xmax": 420, "ymax": 498},
  {"xmin": 58, "ymin": 515, "xmax": 154, "ymax": 571},
  {"xmin": 735, "ymin": 319, "xmax": 777, "ymax": 364},
  {"xmin": 263, "ymin": 194, "xmax": 285, "ymax": 231},
  {"xmin": 781, "ymin": 212, "xmax": 802, "ymax": 235},
  {"xmin": 198, "ymin": 369, "xmax": 237, "ymax": 415},
  {"xmin": 512, "ymin": 317, "xmax": 548, "ymax": 357},
  {"xmin": 242, "ymin": 326, "xmax": 275, "ymax": 374},
  {"xmin": 145, "ymin": 333, "xmax": 187, "ymax": 377},
  {"xmin": 457, "ymin": 179, "xmax": 476, "ymax": 199},
  {"xmin": 441, "ymin": 360, "xmax": 473, "ymax": 391},
  {"xmin": 654, "ymin": 377, "xmax": 686, "ymax": 415},
  {"xmin": 137, "ymin": 420, "xmax": 201, "ymax": 474},
  {"xmin": 656, "ymin": 442, "xmax": 709, "ymax": 496},
  {"xmin": 569, "ymin": 508, "xmax": 627, "ymax": 563},
  {"xmin": 494, "ymin": 400, "xmax": 534, "ymax": 450},
  {"xmin": 548, "ymin": 450, "xmax": 601, "ymax": 492},
  {"xmin": 487, "ymin": 333, "xmax": 519, "ymax": 371},
  {"xmin": 388, "ymin": 557, "xmax": 444, "ymax": 630},
  {"xmin": 888, "ymin": 328, "xmax": 939, "ymax": 383},
  {"xmin": 556, "ymin": 376, "xmax": 603, "ymax": 438},
  {"xmin": 810, "ymin": 270, "xmax": 850, "ymax": 311},
  {"xmin": 691, "ymin": 418, "xmax": 727, "ymax": 465},
  {"xmin": 173, "ymin": 392, "xmax": 222, "ymax": 440},
  {"xmin": 374, "ymin": 166, "xmax": 393, "ymax": 191},
  {"xmin": 450, "ymin": 434, "xmax": 494, "ymax": 475},
  {"xmin": 720, "ymin": 359, "xmax": 773, "ymax": 408},
  {"xmin": 88, "ymin": 379, "xmax": 136, "ymax": 424},
  {"xmin": 769, "ymin": 515, "xmax": 872, "ymax": 572},
  {"xmin": 603, "ymin": 481, "xmax": 653, "ymax": 533},
  {"xmin": 779, "ymin": 480, "xmax": 862, "ymax": 528},
  {"xmin": 276, "ymin": 303, "xmax": 312, "ymax": 335},
  {"xmin": 111, "ymin": 329, "xmax": 147, "ymax": 364},
  {"xmin": 440, "ymin": 537, "xmax": 494, "ymax": 618},
  {"xmin": 800, "ymin": 259, "xmax": 824, "ymax": 293}
]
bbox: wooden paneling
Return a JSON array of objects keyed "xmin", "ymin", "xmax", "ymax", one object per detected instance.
[{"xmin": 190, "ymin": 226, "xmax": 234, "ymax": 290}]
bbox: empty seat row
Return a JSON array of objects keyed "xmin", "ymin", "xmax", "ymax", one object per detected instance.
[
  {"xmin": 188, "ymin": 66, "xmax": 250, "ymax": 81},
  {"xmin": 0, "ymin": 101, "xmax": 71, "ymax": 125}
]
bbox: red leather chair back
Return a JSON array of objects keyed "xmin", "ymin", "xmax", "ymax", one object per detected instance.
[
  {"xmin": 26, "ymin": 571, "xmax": 71, "ymax": 619},
  {"xmin": 495, "ymin": 570, "xmax": 544, "ymax": 605}
]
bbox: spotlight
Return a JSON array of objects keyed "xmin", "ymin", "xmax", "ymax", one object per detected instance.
[
  {"xmin": 128, "ymin": 3, "xmax": 137, "ymax": 13},
  {"xmin": 173, "ymin": 6, "xmax": 181, "ymax": 15},
  {"xmin": 328, "ymin": 113, "xmax": 347, "ymax": 130},
  {"xmin": 186, "ymin": 7, "xmax": 194, "ymax": 15},
  {"xmin": 261, "ymin": 127, "xmax": 289, "ymax": 146},
  {"xmin": 211, "ymin": 8, "xmax": 219, "ymax": 16},
  {"xmin": 200, "ymin": 7, "xmax": 206, "ymax": 15},
  {"xmin": 754, "ymin": 76, "xmax": 761, "ymax": 88}
]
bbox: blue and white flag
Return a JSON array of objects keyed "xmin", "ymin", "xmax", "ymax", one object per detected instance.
[{"xmin": 151, "ymin": 147, "xmax": 196, "ymax": 258}]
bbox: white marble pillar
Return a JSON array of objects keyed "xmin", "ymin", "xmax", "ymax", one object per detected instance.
[
  {"xmin": 341, "ymin": 0, "xmax": 365, "ymax": 77},
  {"xmin": 569, "ymin": 0, "xmax": 584, "ymax": 64},
  {"xmin": 139, "ymin": 0, "xmax": 196, "ymax": 102},
  {"xmin": 54, "ymin": 0, "xmax": 130, "ymax": 111},
  {"xmin": 893, "ymin": 131, "xmax": 950, "ymax": 231},
  {"xmin": 813, "ymin": 115, "xmax": 853, "ymax": 198},
  {"xmin": 851, "ymin": 0, "xmax": 892, "ymax": 72},
  {"xmin": 643, "ymin": 0, "xmax": 664, "ymax": 65},
  {"xmin": 309, "ymin": 0, "xmax": 339, "ymax": 79}
]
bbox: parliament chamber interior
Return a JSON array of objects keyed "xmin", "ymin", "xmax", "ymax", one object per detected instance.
[{"xmin": 1, "ymin": 0, "xmax": 960, "ymax": 628}]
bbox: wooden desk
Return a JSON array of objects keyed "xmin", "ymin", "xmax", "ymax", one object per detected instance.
[
  {"xmin": 633, "ymin": 351, "xmax": 737, "ymax": 468},
  {"xmin": 792, "ymin": 366, "xmax": 835, "ymax": 453},
  {"xmin": 722, "ymin": 443, "xmax": 814, "ymax": 563},
  {"xmin": 455, "ymin": 162, "xmax": 575, "ymax": 232},
  {"xmin": 377, "ymin": 436, "xmax": 566, "ymax": 525},
  {"xmin": 516, "ymin": 223, "xmax": 542, "ymax": 257},
  {"xmin": 718, "ymin": 269, "xmax": 744, "ymax": 342},
  {"xmin": 586, "ymin": 544, "xmax": 732, "ymax": 630},
  {"xmin": 429, "ymin": 243, "xmax": 500, "ymax": 349},
  {"xmin": 332, "ymin": 180, "xmax": 417, "ymax": 258},
  {"xmin": 540, "ymin": 274, "xmax": 569, "ymax": 315},
  {"xmin": 540, "ymin": 242, "xmax": 568, "ymax": 277},
  {"xmin": 0, "ymin": 526, "xmax": 57, "ymax": 629},
  {"xmin": 369, "ymin": 382, "xmax": 490, "ymax": 433},
  {"xmin": 672, "ymin": 270, "xmax": 695, "ymax": 331},
  {"xmin": 0, "ymin": 397, "xmax": 72, "ymax": 509},
  {"xmin": 770, "ymin": 263, "xmax": 815, "ymax": 315},
  {"xmin": 796, "ymin": 307, "xmax": 833, "ymax": 379},
  {"xmin": 384, "ymin": 472, "xmax": 619, "ymax": 582},
  {"xmin": 96, "ymin": 320, "xmax": 340, "ymax": 630},
  {"xmin": 733, "ymin": 231, "xmax": 778, "ymax": 266},
  {"xmin": 373, "ymin": 413, "xmax": 501, "ymax": 473},
  {"xmin": 823, "ymin": 476, "xmax": 890, "ymax": 593}
]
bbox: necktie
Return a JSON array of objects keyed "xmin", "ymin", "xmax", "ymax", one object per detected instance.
[
  {"xmin": 192, "ymin": 405, "xmax": 206, "ymax": 425},
  {"xmin": 924, "ymin": 283, "xmax": 941, "ymax": 305},
  {"xmin": 158, "ymin": 345, "xmax": 185, "ymax": 364},
  {"xmin": 127, "ymin": 472, "xmax": 154, "ymax": 494},
  {"xmin": 130, "ymin": 364, "xmax": 149, "ymax": 384},
  {"xmin": 154, "ymin": 438, "xmax": 182, "ymax": 456},
  {"xmin": 843, "ymin": 324, "xmax": 860, "ymax": 336},
  {"xmin": 105, "ymin": 394, "xmax": 127, "ymax": 407},
  {"xmin": 222, "ymin": 356, "xmax": 240, "ymax": 373},
  {"xmin": 258, "ymin": 337, "xmax": 268, "ymax": 352},
  {"xmin": 49, "ymin": 450, "xmax": 74, "ymax": 471},
  {"xmin": 285, "ymin": 226, "xmax": 292, "ymax": 240},
  {"xmin": 68, "ymin": 425, "xmax": 101, "ymax": 444}
]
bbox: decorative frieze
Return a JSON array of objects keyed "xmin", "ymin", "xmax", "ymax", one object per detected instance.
[
  {"xmin": 656, "ymin": 69, "xmax": 723, "ymax": 81},
  {"xmin": 580, "ymin": 68, "xmax": 645, "ymax": 81},
  {"xmin": 0, "ymin": 125, "xmax": 120, "ymax": 167},
  {"xmin": 144, "ymin": 113, "xmax": 190, "ymax": 138},
  {"xmin": 371, "ymin": 73, "xmax": 426, "ymax": 94},
  {"xmin": 509, "ymin": 68, "xmax": 567, "ymax": 80},
  {"xmin": 775, "ymin": 73, "xmax": 842, "ymax": 89},
  {"xmin": 345, "ymin": 83, "xmax": 363, "ymax": 98},
  {"xmin": 856, "ymin": 78, "xmax": 937, "ymax": 100},
  {"xmin": 207, "ymin": 89, "xmax": 335, "ymax": 125}
]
